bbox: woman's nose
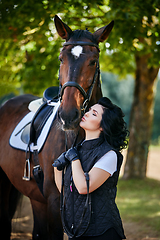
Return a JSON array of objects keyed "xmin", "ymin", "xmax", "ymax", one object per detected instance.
[{"xmin": 85, "ymin": 111, "xmax": 89, "ymax": 117}]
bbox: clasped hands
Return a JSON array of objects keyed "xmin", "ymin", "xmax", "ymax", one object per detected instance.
[{"xmin": 52, "ymin": 147, "xmax": 79, "ymax": 171}]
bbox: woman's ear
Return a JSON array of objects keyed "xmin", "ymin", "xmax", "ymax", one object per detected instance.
[{"xmin": 100, "ymin": 127, "xmax": 103, "ymax": 132}]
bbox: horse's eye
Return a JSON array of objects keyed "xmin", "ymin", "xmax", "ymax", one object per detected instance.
[
  {"xmin": 89, "ymin": 60, "xmax": 96, "ymax": 66},
  {"xmin": 59, "ymin": 57, "xmax": 63, "ymax": 63}
]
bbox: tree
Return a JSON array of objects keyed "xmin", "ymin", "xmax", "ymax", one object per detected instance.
[{"xmin": 105, "ymin": 0, "xmax": 160, "ymax": 178}]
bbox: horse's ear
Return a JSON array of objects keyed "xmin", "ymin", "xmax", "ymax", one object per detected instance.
[
  {"xmin": 54, "ymin": 15, "xmax": 72, "ymax": 40},
  {"xmin": 93, "ymin": 21, "xmax": 114, "ymax": 43}
]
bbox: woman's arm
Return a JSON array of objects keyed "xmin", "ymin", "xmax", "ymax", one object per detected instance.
[
  {"xmin": 53, "ymin": 160, "xmax": 110, "ymax": 194},
  {"xmin": 54, "ymin": 167, "xmax": 62, "ymax": 192},
  {"xmin": 72, "ymin": 160, "xmax": 111, "ymax": 195}
]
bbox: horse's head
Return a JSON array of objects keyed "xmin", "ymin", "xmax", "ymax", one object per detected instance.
[{"xmin": 54, "ymin": 15, "xmax": 114, "ymax": 130}]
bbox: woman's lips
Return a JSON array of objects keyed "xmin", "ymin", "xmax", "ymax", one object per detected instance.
[{"xmin": 81, "ymin": 116, "xmax": 86, "ymax": 121}]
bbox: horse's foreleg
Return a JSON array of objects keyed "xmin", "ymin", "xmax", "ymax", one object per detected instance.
[
  {"xmin": 47, "ymin": 195, "xmax": 63, "ymax": 240},
  {"xmin": 31, "ymin": 197, "xmax": 63, "ymax": 240},
  {"xmin": 0, "ymin": 167, "xmax": 21, "ymax": 240},
  {"xmin": 30, "ymin": 199, "xmax": 48, "ymax": 240}
]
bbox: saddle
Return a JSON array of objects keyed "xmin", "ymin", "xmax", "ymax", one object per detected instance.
[
  {"xmin": 22, "ymin": 86, "xmax": 60, "ymax": 145},
  {"xmin": 9, "ymin": 86, "xmax": 60, "ymax": 194}
]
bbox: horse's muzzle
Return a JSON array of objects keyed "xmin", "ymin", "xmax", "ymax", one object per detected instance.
[{"xmin": 57, "ymin": 108, "xmax": 81, "ymax": 131}]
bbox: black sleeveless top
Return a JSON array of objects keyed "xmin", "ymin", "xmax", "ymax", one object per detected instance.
[{"xmin": 62, "ymin": 137, "xmax": 126, "ymax": 239}]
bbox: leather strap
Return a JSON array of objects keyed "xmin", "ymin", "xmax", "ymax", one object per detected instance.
[{"xmin": 60, "ymin": 82, "xmax": 88, "ymax": 101}]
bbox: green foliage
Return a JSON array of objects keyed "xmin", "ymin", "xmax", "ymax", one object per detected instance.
[
  {"xmin": 99, "ymin": 0, "xmax": 160, "ymax": 76},
  {"xmin": 0, "ymin": 0, "xmax": 159, "ymax": 97},
  {"xmin": 117, "ymin": 178, "xmax": 160, "ymax": 234},
  {"xmin": 0, "ymin": 0, "xmax": 112, "ymax": 97}
]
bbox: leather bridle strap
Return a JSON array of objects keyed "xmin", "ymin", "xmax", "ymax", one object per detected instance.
[{"xmin": 60, "ymin": 81, "xmax": 88, "ymax": 101}]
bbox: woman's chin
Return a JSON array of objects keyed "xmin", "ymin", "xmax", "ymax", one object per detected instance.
[{"xmin": 79, "ymin": 121, "xmax": 85, "ymax": 130}]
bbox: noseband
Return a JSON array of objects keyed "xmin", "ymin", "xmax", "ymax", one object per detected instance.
[{"xmin": 59, "ymin": 41, "xmax": 100, "ymax": 112}]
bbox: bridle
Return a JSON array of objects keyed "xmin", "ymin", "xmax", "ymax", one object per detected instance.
[{"xmin": 59, "ymin": 41, "xmax": 100, "ymax": 112}]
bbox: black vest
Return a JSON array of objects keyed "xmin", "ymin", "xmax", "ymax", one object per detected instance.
[{"xmin": 62, "ymin": 137, "xmax": 126, "ymax": 239}]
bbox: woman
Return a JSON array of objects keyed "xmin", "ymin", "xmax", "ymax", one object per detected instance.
[{"xmin": 53, "ymin": 97, "xmax": 129, "ymax": 240}]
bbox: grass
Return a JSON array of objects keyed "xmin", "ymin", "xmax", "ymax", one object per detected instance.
[{"xmin": 116, "ymin": 178, "xmax": 160, "ymax": 234}]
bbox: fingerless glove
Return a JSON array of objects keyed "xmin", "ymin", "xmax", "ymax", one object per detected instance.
[
  {"xmin": 52, "ymin": 152, "xmax": 68, "ymax": 171},
  {"xmin": 65, "ymin": 147, "xmax": 79, "ymax": 162}
]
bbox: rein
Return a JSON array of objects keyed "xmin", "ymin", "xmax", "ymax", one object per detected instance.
[
  {"xmin": 60, "ymin": 169, "xmax": 91, "ymax": 238},
  {"xmin": 59, "ymin": 41, "xmax": 100, "ymax": 112},
  {"xmin": 61, "ymin": 131, "xmax": 91, "ymax": 238}
]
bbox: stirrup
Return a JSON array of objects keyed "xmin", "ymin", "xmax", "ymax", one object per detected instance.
[{"xmin": 22, "ymin": 159, "xmax": 31, "ymax": 181}]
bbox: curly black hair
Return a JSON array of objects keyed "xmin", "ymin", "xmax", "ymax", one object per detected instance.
[{"xmin": 98, "ymin": 97, "xmax": 129, "ymax": 151}]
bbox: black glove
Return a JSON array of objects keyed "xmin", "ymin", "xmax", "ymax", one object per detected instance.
[
  {"xmin": 52, "ymin": 152, "xmax": 69, "ymax": 171},
  {"xmin": 65, "ymin": 147, "xmax": 79, "ymax": 162}
]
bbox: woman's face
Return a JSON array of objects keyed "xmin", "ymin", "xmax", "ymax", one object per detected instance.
[{"xmin": 80, "ymin": 104, "xmax": 103, "ymax": 136}]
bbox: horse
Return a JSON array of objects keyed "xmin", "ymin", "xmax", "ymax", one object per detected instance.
[{"xmin": 0, "ymin": 15, "xmax": 114, "ymax": 240}]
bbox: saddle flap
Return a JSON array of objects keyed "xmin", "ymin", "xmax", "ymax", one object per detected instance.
[
  {"xmin": 30, "ymin": 103, "xmax": 54, "ymax": 143},
  {"xmin": 21, "ymin": 123, "xmax": 31, "ymax": 144}
]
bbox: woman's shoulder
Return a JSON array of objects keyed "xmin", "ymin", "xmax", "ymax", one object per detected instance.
[
  {"xmin": 97, "ymin": 150, "xmax": 117, "ymax": 163},
  {"xmin": 94, "ymin": 150, "xmax": 117, "ymax": 175}
]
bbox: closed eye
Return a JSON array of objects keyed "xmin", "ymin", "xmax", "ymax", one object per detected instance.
[
  {"xmin": 89, "ymin": 108, "xmax": 97, "ymax": 116},
  {"xmin": 89, "ymin": 60, "xmax": 97, "ymax": 66},
  {"xmin": 59, "ymin": 57, "xmax": 63, "ymax": 63}
]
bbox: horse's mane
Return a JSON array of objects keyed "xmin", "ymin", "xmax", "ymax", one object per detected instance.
[{"xmin": 68, "ymin": 29, "xmax": 97, "ymax": 43}]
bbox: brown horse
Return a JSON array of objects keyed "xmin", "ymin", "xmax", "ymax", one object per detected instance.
[{"xmin": 0, "ymin": 15, "xmax": 114, "ymax": 240}]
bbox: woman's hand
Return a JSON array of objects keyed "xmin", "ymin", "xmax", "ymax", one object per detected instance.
[
  {"xmin": 52, "ymin": 152, "xmax": 69, "ymax": 171},
  {"xmin": 65, "ymin": 147, "xmax": 79, "ymax": 162},
  {"xmin": 52, "ymin": 147, "xmax": 79, "ymax": 171},
  {"xmin": 52, "ymin": 147, "xmax": 79, "ymax": 192}
]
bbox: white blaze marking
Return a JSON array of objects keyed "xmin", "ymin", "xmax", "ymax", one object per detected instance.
[{"xmin": 71, "ymin": 46, "xmax": 83, "ymax": 59}]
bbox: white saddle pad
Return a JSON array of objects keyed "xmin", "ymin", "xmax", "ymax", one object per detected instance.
[{"xmin": 9, "ymin": 100, "xmax": 60, "ymax": 152}]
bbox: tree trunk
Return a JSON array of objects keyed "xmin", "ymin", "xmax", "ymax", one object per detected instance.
[{"xmin": 123, "ymin": 54, "xmax": 159, "ymax": 179}]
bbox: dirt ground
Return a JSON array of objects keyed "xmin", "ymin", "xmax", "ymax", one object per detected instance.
[{"xmin": 11, "ymin": 148, "xmax": 160, "ymax": 240}]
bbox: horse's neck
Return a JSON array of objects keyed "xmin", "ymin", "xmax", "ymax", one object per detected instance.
[{"xmin": 63, "ymin": 128, "xmax": 84, "ymax": 149}]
